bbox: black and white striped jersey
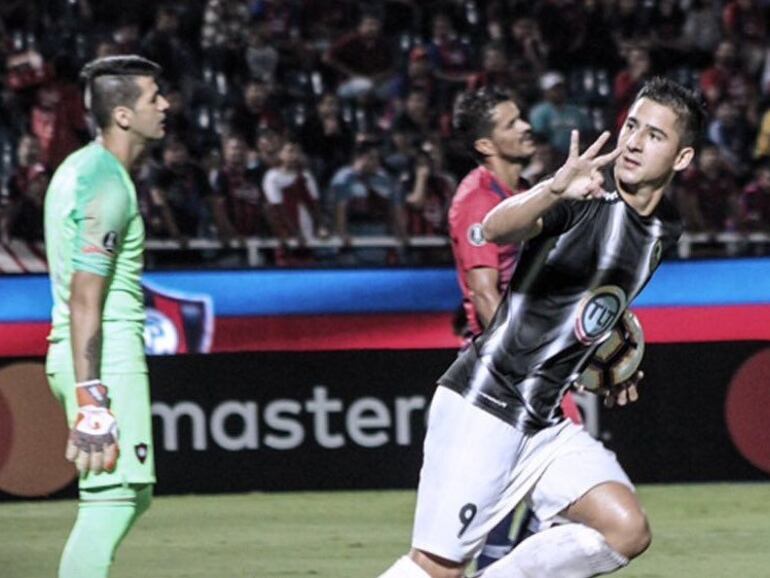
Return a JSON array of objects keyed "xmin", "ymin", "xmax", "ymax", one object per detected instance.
[{"xmin": 438, "ymin": 177, "xmax": 682, "ymax": 433}]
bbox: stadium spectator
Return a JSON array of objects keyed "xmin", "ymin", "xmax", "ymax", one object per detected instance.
[
  {"xmin": 530, "ymin": 71, "xmax": 592, "ymax": 157},
  {"xmin": 1, "ymin": 133, "xmax": 48, "ymax": 242},
  {"xmin": 331, "ymin": 141, "xmax": 405, "ymax": 264},
  {"xmin": 140, "ymin": 5, "xmax": 193, "ymax": 87},
  {"xmin": 608, "ymin": 0, "xmax": 653, "ymax": 44},
  {"xmin": 323, "ymin": 10, "xmax": 395, "ymax": 101},
  {"xmin": 467, "ymin": 41, "xmax": 516, "ymax": 95},
  {"xmin": 383, "ymin": 124, "xmax": 417, "ymax": 178},
  {"xmin": 682, "ymin": 0, "xmax": 722, "ymax": 66},
  {"xmin": 210, "ymin": 133, "xmax": 266, "ymax": 240},
  {"xmin": 111, "ymin": 19, "xmax": 142, "ymax": 55},
  {"xmin": 226, "ymin": 79, "xmax": 285, "ymax": 144},
  {"xmin": 252, "ymin": 127, "xmax": 284, "ymax": 182},
  {"xmin": 508, "ymin": 15, "xmax": 548, "ymax": 75},
  {"xmin": 613, "ymin": 44, "xmax": 653, "ymax": 133},
  {"xmin": 145, "ymin": 137, "xmax": 212, "ymax": 241},
  {"xmin": 388, "ymin": 46, "xmax": 440, "ymax": 108},
  {"xmin": 201, "ymin": 0, "xmax": 251, "ymax": 69},
  {"xmin": 162, "ymin": 86, "xmax": 194, "ymax": 143},
  {"xmin": 29, "ymin": 55, "xmax": 89, "ymax": 169},
  {"xmin": 388, "ymin": 87, "xmax": 436, "ymax": 143},
  {"xmin": 708, "ymin": 99, "xmax": 753, "ymax": 178},
  {"xmin": 244, "ymin": 22, "xmax": 280, "ymax": 84},
  {"xmin": 532, "ymin": 0, "xmax": 587, "ymax": 69},
  {"xmin": 739, "ymin": 161, "xmax": 770, "ymax": 231},
  {"xmin": 699, "ymin": 40, "xmax": 746, "ymax": 110},
  {"xmin": 263, "ymin": 139, "xmax": 328, "ymax": 263},
  {"xmin": 676, "ymin": 142, "xmax": 740, "ymax": 233},
  {"xmin": 299, "ymin": 92, "xmax": 354, "ymax": 187},
  {"xmin": 648, "ymin": 0, "xmax": 687, "ymax": 63},
  {"xmin": 250, "ymin": 0, "xmax": 302, "ymax": 60},
  {"xmin": 566, "ymin": 1, "xmax": 619, "ymax": 70},
  {"xmin": 425, "ymin": 12, "xmax": 474, "ymax": 85},
  {"xmin": 402, "ymin": 139, "xmax": 455, "ymax": 237},
  {"xmin": 521, "ymin": 135, "xmax": 558, "ymax": 185},
  {"xmin": 722, "ymin": 0, "xmax": 767, "ymax": 74}
]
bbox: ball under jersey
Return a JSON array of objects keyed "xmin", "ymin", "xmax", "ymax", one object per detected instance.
[
  {"xmin": 439, "ymin": 171, "xmax": 682, "ymax": 433},
  {"xmin": 45, "ymin": 142, "xmax": 147, "ymax": 375}
]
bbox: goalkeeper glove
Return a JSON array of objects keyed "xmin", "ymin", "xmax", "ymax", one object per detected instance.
[{"xmin": 65, "ymin": 380, "xmax": 119, "ymax": 475}]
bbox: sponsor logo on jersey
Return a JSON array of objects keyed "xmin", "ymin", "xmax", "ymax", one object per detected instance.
[
  {"xmin": 574, "ymin": 285, "xmax": 627, "ymax": 345},
  {"xmin": 467, "ymin": 223, "xmax": 486, "ymax": 247},
  {"xmin": 102, "ymin": 231, "xmax": 118, "ymax": 254},
  {"xmin": 134, "ymin": 443, "xmax": 148, "ymax": 464}
]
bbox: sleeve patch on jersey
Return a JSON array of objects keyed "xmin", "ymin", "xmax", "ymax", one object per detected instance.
[
  {"xmin": 467, "ymin": 223, "xmax": 486, "ymax": 247},
  {"xmin": 102, "ymin": 231, "xmax": 118, "ymax": 254}
]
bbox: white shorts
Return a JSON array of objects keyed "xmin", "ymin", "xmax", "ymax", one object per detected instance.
[{"xmin": 411, "ymin": 387, "xmax": 633, "ymax": 563}]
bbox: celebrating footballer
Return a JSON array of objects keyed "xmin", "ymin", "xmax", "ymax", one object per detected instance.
[{"xmin": 379, "ymin": 77, "xmax": 705, "ymax": 578}]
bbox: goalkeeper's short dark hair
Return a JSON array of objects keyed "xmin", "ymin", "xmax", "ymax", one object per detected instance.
[{"xmin": 80, "ymin": 55, "xmax": 162, "ymax": 129}]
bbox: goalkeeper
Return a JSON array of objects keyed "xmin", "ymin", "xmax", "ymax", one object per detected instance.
[{"xmin": 44, "ymin": 55, "xmax": 168, "ymax": 578}]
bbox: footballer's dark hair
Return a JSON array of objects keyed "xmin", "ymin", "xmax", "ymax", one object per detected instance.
[
  {"xmin": 80, "ymin": 55, "xmax": 162, "ymax": 129},
  {"xmin": 633, "ymin": 77, "xmax": 707, "ymax": 149},
  {"xmin": 452, "ymin": 88, "xmax": 512, "ymax": 162}
]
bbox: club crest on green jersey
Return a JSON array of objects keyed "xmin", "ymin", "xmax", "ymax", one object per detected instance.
[{"xmin": 102, "ymin": 231, "xmax": 118, "ymax": 254}]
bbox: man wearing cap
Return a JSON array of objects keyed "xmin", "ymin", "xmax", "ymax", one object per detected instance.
[{"xmin": 530, "ymin": 71, "xmax": 592, "ymax": 157}]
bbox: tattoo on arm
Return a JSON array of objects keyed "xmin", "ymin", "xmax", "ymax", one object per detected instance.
[{"xmin": 85, "ymin": 329, "xmax": 102, "ymax": 380}]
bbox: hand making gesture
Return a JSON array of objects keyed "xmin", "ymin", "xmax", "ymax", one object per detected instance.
[{"xmin": 550, "ymin": 130, "xmax": 622, "ymax": 200}]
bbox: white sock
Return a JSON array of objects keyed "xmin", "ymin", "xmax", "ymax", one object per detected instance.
[
  {"xmin": 378, "ymin": 555, "xmax": 433, "ymax": 578},
  {"xmin": 478, "ymin": 524, "xmax": 628, "ymax": 578}
]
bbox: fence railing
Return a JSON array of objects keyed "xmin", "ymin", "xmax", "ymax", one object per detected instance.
[
  {"xmin": 145, "ymin": 232, "xmax": 770, "ymax": 265},
  {"xmin": 3, "ymin": 233, "xmax": 770, "ymax": 273},
  {"xmin": 145, "ymin": 235, "xmax": 451, "ymax": 266}
]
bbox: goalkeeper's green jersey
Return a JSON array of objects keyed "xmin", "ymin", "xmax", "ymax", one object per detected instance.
[{"xmin": 45, "ymin": 142, "xmax": 147, "ymax": 375}]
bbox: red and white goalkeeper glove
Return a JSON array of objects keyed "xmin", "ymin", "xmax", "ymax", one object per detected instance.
[{"xmin": 65, "ymin": 380, "xmax": 120, "ymax": 474}]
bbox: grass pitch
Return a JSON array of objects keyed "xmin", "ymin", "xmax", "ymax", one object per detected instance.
[{"xmin": 2, "ymin": 483, "xmax": 770, "ymax": 577}]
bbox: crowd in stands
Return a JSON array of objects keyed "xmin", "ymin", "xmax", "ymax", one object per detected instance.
[{"xmin": 2, "ymin": 0, "xmax": 770, "ymax": 267}]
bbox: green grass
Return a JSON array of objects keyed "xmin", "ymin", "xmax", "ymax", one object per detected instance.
[{"xmin": 2, "ymin": 483, "xmax": 770, "ymax": 577}]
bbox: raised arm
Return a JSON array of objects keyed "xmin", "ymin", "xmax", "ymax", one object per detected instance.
[{"xmin": 483, "ymin": 131, "xmax": 621, "ymax": 245}]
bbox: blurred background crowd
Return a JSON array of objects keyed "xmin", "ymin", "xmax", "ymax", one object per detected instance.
[{"xmin": 2, "ymin": 0, "xmax": 770, "ymax": 268}]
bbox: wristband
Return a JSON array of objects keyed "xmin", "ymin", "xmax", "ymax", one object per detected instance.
[{"xmin": 75, "ymin": 379, "xmax": 110, "ymax": 408}]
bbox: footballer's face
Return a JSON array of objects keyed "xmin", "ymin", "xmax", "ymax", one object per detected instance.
[
  {"xmin": 481, "ymin": 100, "xmax": 535, "ymax": 164},
  {"xmin": 615, "ymin": 97, "xmax": 693, "ymax": 192},
  {"xmin": 129, "ymin": 76, "xmax": 169, "ymax": 141}
]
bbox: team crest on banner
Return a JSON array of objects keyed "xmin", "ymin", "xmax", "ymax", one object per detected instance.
[{"xmin": 142, "ymin": 280, "xmax": 214, "ymax": 355}]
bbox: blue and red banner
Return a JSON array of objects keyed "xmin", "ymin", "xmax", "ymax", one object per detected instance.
[{"xmin": 2, "ymin": 259, "xmax": 770, "ymax": 357}]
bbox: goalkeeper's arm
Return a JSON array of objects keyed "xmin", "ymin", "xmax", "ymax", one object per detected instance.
[{"xmin": 67, "ymin": 271, "xmax": 119, "ymax": 475}]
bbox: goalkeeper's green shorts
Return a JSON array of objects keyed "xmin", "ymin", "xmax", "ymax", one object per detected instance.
[{"xmin": 48, "ymin": 372, "xmax": 156, "ymax": 490}]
